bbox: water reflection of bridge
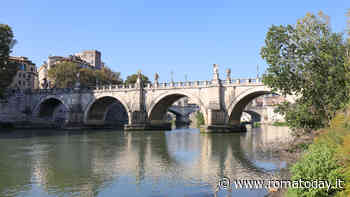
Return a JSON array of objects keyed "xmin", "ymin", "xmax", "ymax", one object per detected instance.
[{"xmin": 0, "ymin": 126, "xmax": 292, "ymax": 197}]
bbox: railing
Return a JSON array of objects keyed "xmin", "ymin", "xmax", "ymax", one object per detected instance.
[
  {"xmin": 223, "ymin": 78, "xmax": 261, "ymax": 85},
  {"xmin": 5, "ymin": 78, "xmax": 263, "ymax": 95}
]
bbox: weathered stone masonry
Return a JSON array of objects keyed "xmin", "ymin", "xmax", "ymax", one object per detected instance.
[{"xmin": 0, "ymin": 67, "xmax": 295, "ymax": 132}]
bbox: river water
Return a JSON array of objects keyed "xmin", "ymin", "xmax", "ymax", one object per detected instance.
[{"xmin": 0, "ymin": 125, "xmax": 293, "ymax": 197}]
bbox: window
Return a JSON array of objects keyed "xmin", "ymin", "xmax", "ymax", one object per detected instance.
[{"xmin": 20, "ymin": 64, "xmax": 26, "ymax": 71}]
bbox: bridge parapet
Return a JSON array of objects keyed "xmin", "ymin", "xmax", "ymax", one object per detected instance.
[
  {"xmin": 145, "ymin": 80, "xmax": 213, "ymax": 89},
  {"xmin": 21, "ymin": 77, "xmax": 262, "ymax": 93},
  {"xmin": 223, "ymin": 78, "xmax": 262, "ymax": 85}
]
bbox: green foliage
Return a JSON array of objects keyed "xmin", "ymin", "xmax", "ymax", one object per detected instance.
[
  {"xmin": 289, "ymin": 141, "xmax": 345, "ymax": 196},
  {"xmin": 347, "ymin": 9, "xmax": 350, "ymax": 42},
  {"xmin": 261, "ymin": 12, "xmax": 350, "ymax": 132},
  {"xmin": 253, "ymin": 122, "xmax": 261, "ymax": 128},
  {"xmin": 332, "ymin": 105, "xmax": 350, "ymax": 196},
  {"xmin": 0, "ymin": 24, "xmax": 18, "ymax": 97},
  {"xmin": 272, "ymin": 121, "xmax": 288, "ymax": 127},
  {"xmin": 48, "ymin": 62, "xmax": 122, "ymax": 88},
  {"xmin": 96, "ymin": 67, "xmax": 122, "ymax": 85},
  {"xmin": 287, "ymin": 142, "xmax": 310, "ymax": 153},
  {"xmin": 125, "ymin": 73, "xmax": 150, "ymax": 85},
  {"xmin": 296, "ymin": 143, "xmax": 310, "ymax": 151},
  {"xmin": 288, "ymin": 105, "xmax": 350, "ymax": 197},
  {"xmin": 195, "ymin": 111, "xmax": 204, "ymax": 128},
  {"xmin": 276, "ymin": 102, "xmax": 325, "ymax": 134},
  {"xmin": 79, "ymin": 68, "xmax": 96, "ymax": 87},
  {"xmin": 288, "ymin": 104, "xmax": 350, "ymax": 196},
  {"xmin": 48, "ymin": 61, "xmax": 79, "ymax": 88},
  {"xmin": 330, "ymin": 113, "xmax": 348, "ymax": 129},
  {"xmin": 335, "ymin": 134, "xmax": 350, "ymax": 197}
]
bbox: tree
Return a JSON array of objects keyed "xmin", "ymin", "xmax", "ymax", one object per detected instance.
[
  {"xmin": 79, "ymin": 68, "xmax": 96, "ymax": 87},
  {"xmin": 261, "ymin": 12, "xmax": 350, "ymax": 132},
  {"xmin": 48, "ymin": 61, "xmax": 122, "ymax": 88},
  {"xmin": 125, "ymin": 73, "xmax": 150, "ymax": 85},
  {"xmin": 96, "ymin": 67, "xmax": 122, "ymax": 85},
  {"xmin": 347, "ymin": 9, "xmax": 350, "ymax": 42},
  {"xmin": 0, "ymin": 24, "xmax": 18, "ymax": 97},
  {"xmin": 48, "ymin": 61, "xmax": 79, "ymax": 88}
]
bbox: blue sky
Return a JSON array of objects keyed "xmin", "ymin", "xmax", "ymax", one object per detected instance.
[{"xmin": 1, "ymin": 0, "xmax": 349, "ymax": 82}]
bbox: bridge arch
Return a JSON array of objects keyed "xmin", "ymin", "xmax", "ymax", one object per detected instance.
[
  {"xmin": 227, "ymin": 86, "xmax": 273, "ymax": 125},
  {"xmin": 148, "ymin": 91, "xmax": 208, "ymax": 124},
  {"xmin": 243, "ymin": 110, "xmax": 261, "ymax": 122},
  {"xmin": 84, "ymin": 96, "xmax": 130, "ymax": 126},
  {"xmin": 34, "ymin": 96, "xmax": 70, "ymax": 124}
]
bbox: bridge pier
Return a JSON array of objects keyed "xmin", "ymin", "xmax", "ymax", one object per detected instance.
[
  {"xmin": 64, "ymin": 104, "xmax": 85, "ymax": 129},
  {"xmin": 200, "ymin": 124, "xmax": 246, "ymax": 132},
  {"xmin": 124, "ymin": 111, "xmax": 172, "ymax": 131},
  {"xmin": 200, "ymin": 110, "xmax": 246, "ymax": 132},
  {"xmin": 124, "ymin": 111, "xmax": 148, "ymax": 130}
]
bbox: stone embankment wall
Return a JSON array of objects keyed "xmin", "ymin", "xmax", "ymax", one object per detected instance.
[{"xmin": 0, "ymin": 94, "xmax": 26, "ymax": 123}]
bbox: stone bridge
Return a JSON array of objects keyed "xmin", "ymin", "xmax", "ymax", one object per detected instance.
[
  {"xmin": 167, "ymin": 105, "xmax": 199, "ymax": 124},
  {"xmin": 1, "ymin": 65, "xmax": 295, "ymax": 132}
]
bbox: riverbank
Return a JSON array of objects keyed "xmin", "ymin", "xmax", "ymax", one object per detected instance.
[
  {"xmin": 266, "ymin": 123, "xmax": 350, "ymax": 197},
  {"xmin": 265, "ymin": 130, "xmax": 317, "ymax": 197}
]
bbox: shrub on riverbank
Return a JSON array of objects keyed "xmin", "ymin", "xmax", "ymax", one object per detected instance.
[
  {"xmin": 336, "ymin": 133, "xmax": 350, "ymax": 197},
  {"xmin": 332, "ymin": 106, "xmax": 350, "ymax": 196},
  {"xmin": 287, "ymin": 106, "xmax": 350, "ymax": 197},
  {"xmin": 272, "ymin": 121, "xmax": 288, "ymax": 127},
  {"xmin": 288, "ymin": 140, "xmax": 344, "ymax": 196},
  {"xmin": 253, "ymin": 122, "xmax": 261, "ymax": 128},
  {"xmin": 195, "ymin": 111, "xmax": 204, "ymax": 128}
]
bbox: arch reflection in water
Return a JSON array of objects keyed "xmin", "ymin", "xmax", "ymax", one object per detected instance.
[{"xmin": 0, "ymin": 126, "xmax": 291, "ymax": 197}]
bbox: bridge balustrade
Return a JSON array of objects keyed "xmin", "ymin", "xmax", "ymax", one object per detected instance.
[{"xmin": 12, "ymin": 77, "xmax": 263, "ymax": 95}]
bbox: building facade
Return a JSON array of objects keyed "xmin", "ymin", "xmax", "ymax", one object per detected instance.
[
  {"xmin": 38, "ymin": 50, "xmax": 103, "ymax": 89},
  {"xmin": 74, "ymin": 50, "xmax": 102, "ymax": 70},
  {"xmin": 242, "ymin": 94, "xmax": 286, "ymax": 123},
  {"xmin": 8, "ymin": 56, "xmax": 38, "ymax": 90}
]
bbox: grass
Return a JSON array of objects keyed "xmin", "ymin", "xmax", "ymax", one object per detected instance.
[
  {"xmin": 272, "ymin": 121, "xmax": 288, "ymax": 126},
  {"xmin": 253, "ymin": 122, "xmax": 261, "ymax": 128}
]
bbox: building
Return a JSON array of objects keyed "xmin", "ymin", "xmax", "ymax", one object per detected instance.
[
  {"xmin": 74, "ymin": 50, "xmax": 102, "ymax": 70},
  {"xmin": 38, "ymin": 50, "xmax": 103, "ymax": 88},
  {"xmin": 8, "ymin": 56, "xmax": 38, "ymax": 90},
  {"xmin": 243, "ymin": 94, "xmax": 287, "ymax": 123},
  {"xmin": 249, "ymin": 94, "xmax": 286, "ymax": 107}
]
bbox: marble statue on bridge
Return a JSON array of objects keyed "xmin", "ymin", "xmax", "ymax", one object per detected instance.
[{"xmin": 226, "ymin": 68, "xmax": 231, "ymax": 82}]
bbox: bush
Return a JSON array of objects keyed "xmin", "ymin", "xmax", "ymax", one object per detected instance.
[
  {"xmin": 335, "ymin": 133, "xmax": 350, "ymax": 197},
  {"xmin": 276, "ymin": 102, "xmax": 325, "ymax": 135},
  {"xmin": 253, "ymin": 122, "xmax": 261, "ymax": 128},
  {"xmin": 288, "ymin": 141, "xmax": 345, "ymax": 197},
  {"xmin": 195, "ymin": 111, "xmax": 204, "ymax": 128},
  {"xmin": 272, "ymin": 121, "xmax": 288, "ymax": 126},
  {"xmin": 330, "ymin": 105, "xmax": 350, "ymax": 129}
]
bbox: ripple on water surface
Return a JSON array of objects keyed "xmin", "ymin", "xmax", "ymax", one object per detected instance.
[{"xmin": 0, "ymin": 126, "xmax": 292, "ymax": 197}]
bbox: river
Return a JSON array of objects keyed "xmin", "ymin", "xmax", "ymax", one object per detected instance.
[{"xmin": 0, "ymin": 125, "xmax": 293, "ymax": 197}]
